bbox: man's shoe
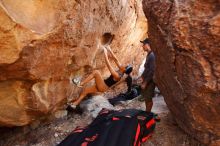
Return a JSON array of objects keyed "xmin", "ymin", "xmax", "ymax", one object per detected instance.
[{"xmin": 154, "ymin": 114, "xmax": 161, "ymax": 122}]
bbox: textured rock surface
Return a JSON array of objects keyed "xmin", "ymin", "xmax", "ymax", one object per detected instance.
[
  {"xmin": 0, "ymin": 0, "xmax": 147, "ymax": 126},
  {"xmin": 143, "ymin": 0, "xmax": 220, "ymax": 144}
]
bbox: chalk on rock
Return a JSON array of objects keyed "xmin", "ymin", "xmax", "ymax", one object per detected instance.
[{"xmin": 54, "ymin": 133, "xmax": 59, "ymax": 137}]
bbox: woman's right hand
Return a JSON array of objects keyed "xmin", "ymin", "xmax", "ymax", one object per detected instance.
[
  {"xmin": 103, "ymin": 47, "xmax": 108, "ymax": 55},
  {"xmin": 105, "ymin": 46, "xmax": 111, "ymax": 51}
]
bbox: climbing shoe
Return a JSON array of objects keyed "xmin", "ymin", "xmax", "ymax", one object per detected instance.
[
  {"xmin": 67, "ymin": 102, "xmax": 77, "ymax": 109},
  {"xmin": 66, "ymin": 104, "xmax": 83, "ymax": 114}
]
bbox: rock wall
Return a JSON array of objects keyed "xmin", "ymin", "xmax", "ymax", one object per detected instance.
[
  {"xmin": 142, "ymin": 0, "xmax": 220, "ymax": 145},
  {"xmin": 0, "ymin": 0, "xmax": 147, "ymax": 126}
]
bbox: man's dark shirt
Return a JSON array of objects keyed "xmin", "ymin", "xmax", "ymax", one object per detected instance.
[{"xmin": 141, "ymin": 51, "xmax": 155, "ymax": 83}]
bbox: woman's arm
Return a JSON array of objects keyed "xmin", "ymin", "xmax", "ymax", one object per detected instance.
[
  {"xmin": 103, "ymin": 48, "xmax": 121, "ymax": 80},
  {"xmin": 106, "ymin": 46, "xmax": 123, "ymax": 70}
]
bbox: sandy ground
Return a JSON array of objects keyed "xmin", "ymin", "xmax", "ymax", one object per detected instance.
[{"xmin": 0, "ymin": 84, "xmax": 203, "ymax": 146}]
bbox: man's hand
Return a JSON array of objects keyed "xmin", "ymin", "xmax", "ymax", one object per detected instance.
[
  {"xmin": 141, "ymin": 81, "xmax": 147, "ymax": 89},
  {"xmin": 137, "ymin": 77, "xmax": 143, "ymax": 83}
]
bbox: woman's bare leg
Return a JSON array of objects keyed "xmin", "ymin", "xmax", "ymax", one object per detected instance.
[
  {"xmin": 80, "ymin": 70, "xmax": 108, "ymax": 91},
  {"xmin": 79, "ymin": 70, "xmax": 99, "ymax": 86},
  {"xmin": 71, "ymin": 70, "xmax": 108, "ymax": 106},
  {"xmin": 73, "ymin": 85, "xmax": 98, "ymax": 106},
  {"xmin": 92, "ymin": 70, "xmax": 109, "ymax": 92}
]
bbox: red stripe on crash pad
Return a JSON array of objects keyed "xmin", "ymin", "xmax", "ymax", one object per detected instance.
[
  {"xmin": 141, "ymin": 134, "xmax": 152, "ymax": 142},
  {"xmin": 146, "ymin": 119, "xmax": 155, "ymax": 128},
  {"xmin": 81, "ymin": 142, "xmax": 88, "ymax": 146},
  {"xmin": 134, "ymin": 123, "xmax": 141, "ymax": 146},
  {"xmin": 112, "ymin": 117, "xmax": 120, "ymax": 121}
]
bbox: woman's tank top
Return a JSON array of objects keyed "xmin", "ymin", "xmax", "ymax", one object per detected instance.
[{"xmin": 104, "ymin": 71, "xmax": 123, "ymax": 87}]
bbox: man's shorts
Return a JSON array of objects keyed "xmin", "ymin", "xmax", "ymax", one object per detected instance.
[{"xmin": 141, "ymin": 81, "xmax": 155, "ymax": 102}]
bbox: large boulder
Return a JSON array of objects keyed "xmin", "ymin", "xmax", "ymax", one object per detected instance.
[
  {"xmin": 142, "ymin": 0, "xmax": 220, "ymax": 145},
  {"xmin": 80, "ymin": 95, "xmax": 114, "ymax": 118},
  {"xmin": 0, "ymin": 0, "xmax": 147, "ymax": 126}
]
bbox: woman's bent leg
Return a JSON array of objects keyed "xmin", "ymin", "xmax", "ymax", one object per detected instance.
[
  {"xmin": 72, "ymin": 85, "xmax": 98, "ymax": 106},
  {"xmin": 80, "ymin": 70, "xmax": 99, "ymax": 86},
  {"xmin": 92, "ymin": 70, "xmax": 109, "ymax": 92}
]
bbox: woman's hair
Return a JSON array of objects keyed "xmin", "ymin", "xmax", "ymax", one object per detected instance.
[
  {"xmin": 125, "ymin": 75, "xmax": 132, "ymax": 92},
  {"xmin": 124, "ymin": 65, "xmax": 133, "ymax": 92},
  {"xmin": 125, "ymin": 65, "xmax": 133, "ymax": 75},
  {"xmin": 101, "ymin": 33, "xmax": 114, "ymax": 45}
]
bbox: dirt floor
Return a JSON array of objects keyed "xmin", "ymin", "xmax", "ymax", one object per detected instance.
[{"xmin": 0, "ymin": 84, "xmax": 203, "ymax": 146}]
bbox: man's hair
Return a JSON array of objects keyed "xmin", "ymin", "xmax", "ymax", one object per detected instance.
[{"xmin": 140, "ymin": 38, "xmax": 150, "ymax": 45}]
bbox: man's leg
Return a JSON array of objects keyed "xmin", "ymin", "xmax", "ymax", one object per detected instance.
[
  {"xmin": 144, "ymin": 82, "xmax": 160, "ymax": 121},
  {"xmin": 143, "ymin": 81, "xmax": 155, "ymax": 112},
  {"xmin": 145, "ymin": 97, "xmax": 153, "ymax": 113}
]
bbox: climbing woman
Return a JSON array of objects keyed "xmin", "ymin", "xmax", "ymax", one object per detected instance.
[{"xmin": 69, "ymin": 33, "xmax": 133, "ymax": 109}]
